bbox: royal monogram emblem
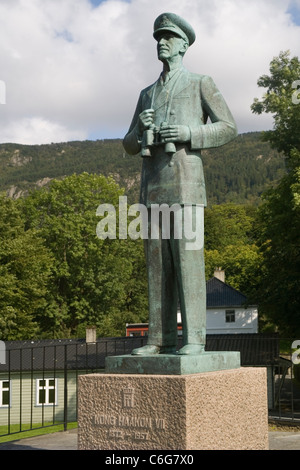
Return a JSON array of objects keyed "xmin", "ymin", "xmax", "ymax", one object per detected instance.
[{"xmin": 122, "ymin": 388, "xmax": 135, "ymax": 408}]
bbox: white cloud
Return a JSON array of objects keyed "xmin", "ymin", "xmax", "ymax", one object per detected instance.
[
  {"xmin": 0, "ymin": 0, "xmax": 300, "ymax": 144},
  {"xmin": 0, "ymin": 117, "xmax": 86, "ymax": 145}
]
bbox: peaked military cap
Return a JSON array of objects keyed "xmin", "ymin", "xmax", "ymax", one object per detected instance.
[{"xmin": 153, "ymin": 13, "xmax": 196, "ymax": 46}]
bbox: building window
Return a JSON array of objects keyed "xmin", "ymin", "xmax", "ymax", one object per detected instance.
[
  {"xmin": 225, "ymin": 309, "xmax": 235, "ymax": 323},
  {"xmin": 36, "ymin": 378, "xmax": 57, "ymax": 406},
  {"xmin": 0, "ymin": 380, "xmax": 10, "ymax": 407}
]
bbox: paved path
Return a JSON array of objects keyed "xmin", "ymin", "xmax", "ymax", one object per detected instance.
[
  {"xmin": 0, "ymin": 428, "xmax": 77, "ymax": 450},
  {"xmin": 1, "ymin": 429, "xmax": 300, "ymax": 450},
  {"xmin": 268, "ymin": 431, "xmax": 300, "ymax": 450}
]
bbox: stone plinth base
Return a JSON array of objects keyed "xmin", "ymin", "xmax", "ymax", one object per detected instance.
[
  {"xmin": 105, "ymin": 352, "xmax": 240, "ymax": 375},
  {"xmin": 78, "ymin": 368, "xmax": 269, "ymax": 450}
]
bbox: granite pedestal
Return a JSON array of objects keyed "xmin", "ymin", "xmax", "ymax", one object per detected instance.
[{"xmin": 77, "ymin": 359, "xmax": 269, "ymax": 450}]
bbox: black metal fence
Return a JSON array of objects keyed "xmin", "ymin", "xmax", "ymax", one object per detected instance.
[
  {"xmin": 0, "ymin": 336, "xmax": 148, "ymax": 439},
  {"xmin": 270, "ymin": 348, "xmax": 300, "ymax": 424},
  {"xmin": 0, "ymin": 334, "xmax": 299, "ymax": 439}
]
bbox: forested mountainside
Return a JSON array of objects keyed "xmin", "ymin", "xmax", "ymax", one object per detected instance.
[{"xmin": 0, "ymin": 131, "xmax": 286, "ymax": 205}]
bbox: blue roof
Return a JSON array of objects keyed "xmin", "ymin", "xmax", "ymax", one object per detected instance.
[{"xmin": 206, "ymin": 277, "xmax": 248, "ymax": 308}]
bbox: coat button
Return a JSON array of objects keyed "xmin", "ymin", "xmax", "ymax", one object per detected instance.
[{"xmin": 168, "ymin": 161, "xmax": 174, "ymax": 167}]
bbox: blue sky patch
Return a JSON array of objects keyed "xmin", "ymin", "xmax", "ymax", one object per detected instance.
[
  {"xmin": 89, "ymin": 0, "xmax": 103, "ymax": 5},
  {"xmin": 287, "ymin": 2, "xmax": 300, "ymax": 25},
  {"xmin": 55, "ymin": 29, "xmax": 74, "ymax": 42},
  {"xmin": 89, "ymin": 0, "xmax": 130, "ymax": 6}
]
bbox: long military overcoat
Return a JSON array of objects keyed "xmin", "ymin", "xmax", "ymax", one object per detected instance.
[{"xmin": 123, "ymin": 67, "xmax": 238, "ymax": 208}]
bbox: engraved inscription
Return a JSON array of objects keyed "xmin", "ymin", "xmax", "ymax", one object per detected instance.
[
  {"xmin": 118, "ymin": 415, "xmax": 152, "ymax": 428},
  {"xmin": 94, "ymin": 414, "xmax": 117, "ymax": 426},
  {"xmin": 92, "ymin": 387, "xmax": 167, "ymax": 443},
  {"xmin": 155, "ymin": 418, "xmax": 166, "ymax": 429},
  {"xmin": 93, "ymin": 413, "xmax": 167, "ymax": 442},
  {"xmin": 94, "ymin": 414, "xmax": 153, "ymax": 429},
  {"xmin": 108, "ymin": 429, "xmax": 150, "ymax": 441}
]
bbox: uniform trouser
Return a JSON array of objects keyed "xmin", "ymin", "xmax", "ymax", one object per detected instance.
[{"xmin": 144, "ymin": 205, "xmax": 206, "ymax": 349}]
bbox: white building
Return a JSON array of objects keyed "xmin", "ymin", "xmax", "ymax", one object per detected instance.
[
  {"xmin": 175, "ymin": 270, "xmax": 258, "ymax": 334},
  {"xmin": 127, "ymin": 270, "xmax": 258, "ymax": 336},
  {"xmin": 205, "ymin": 270, "xmax": 258, "ymax": 334}
]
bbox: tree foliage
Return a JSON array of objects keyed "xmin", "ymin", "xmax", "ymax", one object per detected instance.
[
  {"xmin": 204, "ymin": 204, "xmax": 256, "ymax": 251},
  {"xmin": 204, "ymin": 204, "xmax": 262, "ymax": 301},
  {"xmin": 0, "ymin": 195, "xmax": 53, "ymax": 340},
  {"xmin": 251, "ymin": 50, "xmax": 300, "ymax": 157},
  {"xmin": 254, "ymin": 152, "xmax": 300, "ymax": 335},
  {"xmin": 251, "ymin": 51, "xmax": 300, "ymax": 336},
  {"xmin": 18, "ymin": 173, "xmax": 149, "ymax": 339}
]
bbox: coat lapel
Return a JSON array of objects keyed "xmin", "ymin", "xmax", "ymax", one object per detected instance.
[{"xmin": 145, "ymin": 68, "xmax": 191, "ymax": 111}]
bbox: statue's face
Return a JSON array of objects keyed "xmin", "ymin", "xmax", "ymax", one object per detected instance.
[{"xmin": 157, "ymin": 33, "xmax": 187, "ymax": 62}]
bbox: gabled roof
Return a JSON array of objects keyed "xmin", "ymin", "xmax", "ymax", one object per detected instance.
[{"xmin": 206, "ymin": 277, "xmax": 248, "ymax": 308}]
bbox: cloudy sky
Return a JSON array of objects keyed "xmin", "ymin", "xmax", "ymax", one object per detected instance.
[{"xmin": 0, "ymin": 0, "xmax": 300, "ymax": 145}]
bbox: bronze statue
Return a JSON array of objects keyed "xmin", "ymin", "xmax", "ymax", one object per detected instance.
[{"xmin": 123, "ymin": 13, "xmax": 237, "ymax": 355}]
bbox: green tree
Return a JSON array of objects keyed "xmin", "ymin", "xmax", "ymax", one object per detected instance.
[
  {"xmin": 251, "ymin": 51, "xmax": 300, "ymax": 335},
  {"xmin": 21, "ymin": 173, "xmax": 148, "ymax": 338},
  {"xmin": 251, "ymin": 50, "xmax": 300, "ymax": 157},
  {"xmin": 254, "ymin": 152, "xmax": 300, "ymax": 335},
  {"xmin": 204, "ymin": 203, "xmax": 262, "ymax": 301},
  {"xmin": 204, "ymin": 203, "xmax": 256, "ymax": 251},
  {"xmin": 0, "ymin": 195, "xmax": 53, "ymax": 340},
  {"xmin": 205, "ymin": 244, "xmax": 262, "ymax": 301}
]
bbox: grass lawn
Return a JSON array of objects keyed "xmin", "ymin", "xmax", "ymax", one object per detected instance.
[{"xmin": 0, "ymin": 422, "xmax": 77, "ymax": 443}]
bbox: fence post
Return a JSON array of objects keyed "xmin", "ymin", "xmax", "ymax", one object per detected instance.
[{"xmin": 64, "ymin": 345, "xmax": 68, "ymax": 431}]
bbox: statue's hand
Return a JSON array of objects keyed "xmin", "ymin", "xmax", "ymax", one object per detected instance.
[
  {"xmin": 138, "ymin": 109, "xmax": 155, "ymax": 132},
  {"xmin": 160, "ymin": 124, "xmax": 191, "ymax": 143}
]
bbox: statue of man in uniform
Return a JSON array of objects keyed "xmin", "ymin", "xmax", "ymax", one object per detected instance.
[{"xmin": 123, "ymin": 13, "xmax": 237, "ymax": 355}]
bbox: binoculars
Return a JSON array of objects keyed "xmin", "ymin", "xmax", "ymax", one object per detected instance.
[{"xmin": 141, "ymin": 122, "xmax": 176, "ymax": 157}]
